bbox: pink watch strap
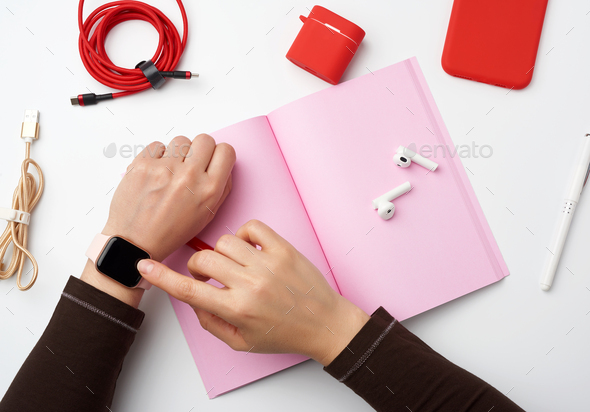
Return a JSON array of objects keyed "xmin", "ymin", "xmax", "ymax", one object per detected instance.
[
  {"xmin": 135, "ymin": 277, "xmax": 152, "ymax": 290},
  {"xmin": 85, "ymin": 233, "xmax": 152, "ymax": 290},
  {"xmin": 85, "ymin": 233, "xmax": 110, "ymax": 262}
]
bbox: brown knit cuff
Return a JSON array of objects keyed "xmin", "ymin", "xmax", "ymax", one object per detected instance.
[
  {"xmin": 324, "ymin": 306, "xmax": 396, "ymax": 382},
  {"xmin": 62, "ymin": 276, "xmax": 145, "ymax": 332}
]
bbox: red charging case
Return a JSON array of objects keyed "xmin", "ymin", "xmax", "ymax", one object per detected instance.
[{"xmin": 286, "ymin": 6, "xmax": 365, "ymax": 85}]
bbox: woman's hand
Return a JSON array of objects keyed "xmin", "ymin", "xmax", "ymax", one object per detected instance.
[
  {"xmin": 103, "ymin": 134, "xmax": 235, "ymax": 261},
  {"xmin": 138, "ymin": 220, "xmax": 370, "ymax": 366},
  {"xmin": 82, "ymin": 134, "xmax": 235, "ymax": 307}
]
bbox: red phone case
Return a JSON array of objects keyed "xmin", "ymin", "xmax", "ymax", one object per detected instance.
[{"xmin": 442, "ymin": 0, "xmax": 548, "ymax": 89}]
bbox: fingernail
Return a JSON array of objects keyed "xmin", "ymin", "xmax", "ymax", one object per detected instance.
[{"xmin": 137, "ymin": 259, "xmax": 154, "ymax": 275}]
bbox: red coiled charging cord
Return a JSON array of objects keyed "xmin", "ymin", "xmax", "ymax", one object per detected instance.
[{"xmin": 72, "ymin": 0, "xmax": 197, "ymax": 106}]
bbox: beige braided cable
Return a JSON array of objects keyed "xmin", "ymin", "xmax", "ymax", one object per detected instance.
[{"xmin": 0, "ymin": 142, "xmax": 44, "ymax": 290}]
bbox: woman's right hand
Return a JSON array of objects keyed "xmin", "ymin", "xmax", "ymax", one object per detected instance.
[{"xmin": 138, "ymin": 220, "xmax": 370, "ymax": 366}]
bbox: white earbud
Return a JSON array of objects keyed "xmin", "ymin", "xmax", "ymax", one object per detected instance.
[
  {"xmin": 372, "ymin": 181, "xmax": 412, "ymax": 220},
  {"xmin": 393, "ymin": 145, "xmax": 438, "ymax": 171}
]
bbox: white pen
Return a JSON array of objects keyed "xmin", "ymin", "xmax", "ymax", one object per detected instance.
[{"xmin": 540, "ymin": 134, "xmax": 590, "ymax": 291}]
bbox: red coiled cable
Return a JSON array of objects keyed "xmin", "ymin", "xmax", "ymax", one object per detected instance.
[{"xmin": 73, "ymin": 0, "xmax": 196, "ymax": 106}]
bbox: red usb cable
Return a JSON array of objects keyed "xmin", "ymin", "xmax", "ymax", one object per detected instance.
[{"xmin": 72, "ymin": 0, "xmax": 197, "ymax": 106}]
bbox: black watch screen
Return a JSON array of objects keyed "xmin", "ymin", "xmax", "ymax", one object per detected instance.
[{"xmin": 96, "ymin": 237, "xmax": 150, "ymax": 287}]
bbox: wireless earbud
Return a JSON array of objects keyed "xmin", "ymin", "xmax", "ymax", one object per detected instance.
[
  {"xmin": 393, "ymin": 145, "xmax": 438, "ymax": 171},
  {"xmin": 372, "ymin": 181, "xmax": 412, "ymax": 220}
]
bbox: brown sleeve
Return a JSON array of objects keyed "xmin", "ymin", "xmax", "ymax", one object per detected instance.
[
  {"xmin": 324, "ymin": 307, "xmax": 524, "ymax": 412},
  {"xmin": 0, "ymin": 276, "xmax": 145, "ymax": 412}
]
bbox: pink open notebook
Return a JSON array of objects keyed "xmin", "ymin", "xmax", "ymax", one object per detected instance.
[{"xmin": 162, "ymin": 57, "xmax": 509, "ymax": 398}]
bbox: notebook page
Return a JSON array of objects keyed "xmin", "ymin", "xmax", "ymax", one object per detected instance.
[
  {"xmin": 268, "ymin": 58, "xmax": 508, "ymax": 321},
  {"xmin": 164, "ymin": 116, "xmax": 336, "ymax": 398}
]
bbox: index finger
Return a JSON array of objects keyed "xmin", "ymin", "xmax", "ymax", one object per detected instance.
[
  {"xmin": 234, "ymin": 220, "xmax": 288, "ymax": 251},
  {"xmin": 206, "ymin": 143, "xmax": 236, "ymax": 184},
  {"xmin": 138, "ymin": 259, "xmax": 229, "ymax": 316}
]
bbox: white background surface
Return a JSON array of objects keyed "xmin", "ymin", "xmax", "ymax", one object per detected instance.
[{"xmin": 1, "ymin": 0, "xmax": 589, "ymax": 410}]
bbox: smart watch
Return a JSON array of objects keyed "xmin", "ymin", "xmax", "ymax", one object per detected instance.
[{"xmin": 85, "ymin": 234, "xmax": 152, "ymax": 289}]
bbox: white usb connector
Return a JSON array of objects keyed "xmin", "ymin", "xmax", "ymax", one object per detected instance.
[{"xmin": 21, "ymin": 109, "xmax": 40, "ymax": 143}]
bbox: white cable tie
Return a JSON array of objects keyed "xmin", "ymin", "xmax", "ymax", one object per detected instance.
[{"xmin": 0, "ymin": 207, "xmax": 31, "ymax": 225}]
